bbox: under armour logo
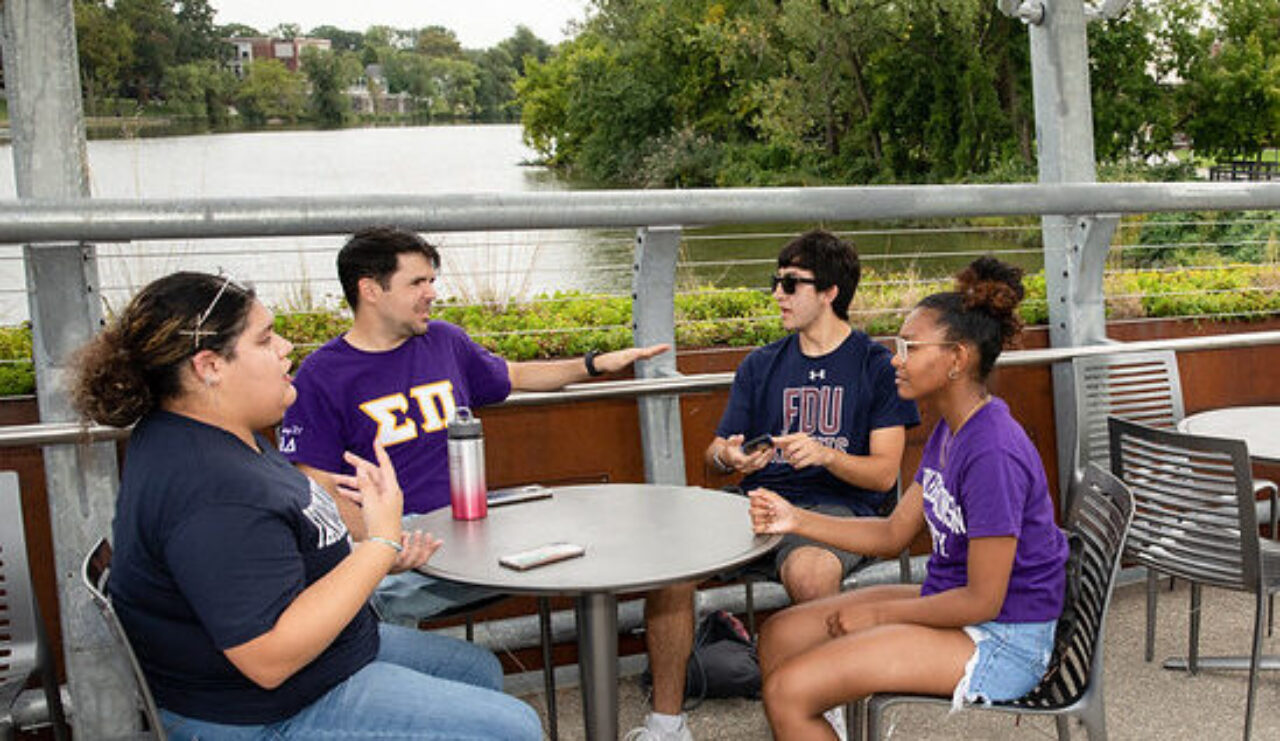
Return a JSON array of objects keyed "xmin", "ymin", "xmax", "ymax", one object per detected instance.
[{"xmin": 809, "ymin": 369, "xmax": 826, "ymax": 381}]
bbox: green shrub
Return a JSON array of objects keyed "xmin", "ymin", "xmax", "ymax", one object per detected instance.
[
  {"xmin": 0, "ymin": 325, "xmax": 33, "ymax": 397},
  {"xmin": 3, "ymin": 263, "xmax": 1278, "ymax": 397}
]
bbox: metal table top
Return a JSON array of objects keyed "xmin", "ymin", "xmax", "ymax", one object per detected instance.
[
  {"xmin": 1178, "ymin": 406, "xmax": 1280, "ymax": 464},
  {"xmin": 411, "ymin": 483, "xmax": 780, "ymax": 594}
]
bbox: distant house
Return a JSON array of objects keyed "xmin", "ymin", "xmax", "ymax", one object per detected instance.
[
  {"xmin": 347, "ymin": 64, "xmax": 413, "ymax": 115},
  {"xmin": 226, "ymin": 36, "xmax": 333, "ymax": 78}
]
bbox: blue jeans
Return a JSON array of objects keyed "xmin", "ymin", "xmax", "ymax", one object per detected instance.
[
  {"xmin": 159, "ymin": 624, "xmax": 541, "ymax": 740},
  {"xmin": 954, "ymin": 619, "xmax": 1057, "ymax": 709},
  {"xmin": 372, "ymin": 570, "xmax": 499, "ymax": 627}
]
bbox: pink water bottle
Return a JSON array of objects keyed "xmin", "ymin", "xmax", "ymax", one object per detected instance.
[{"xmin": 448, "ymin": 407, "xmax": 487, "ymax": 520}]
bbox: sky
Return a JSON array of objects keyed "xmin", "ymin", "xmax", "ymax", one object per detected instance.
[{"xmin": 208, "ymin": 0, "xmax": 591, "ymax": 49}]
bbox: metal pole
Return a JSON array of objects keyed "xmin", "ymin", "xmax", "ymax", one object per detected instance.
[
  {"xmin": 0, "ymin": 1, "xmax": 133, "ymax": 736},
  {"xmin": 633, "ymin": 227, "xmax": 686, "ymax": 485},
  {"xmin": 575, "ymin": 592, "xmax": 620, "ymax": 741},
  {"xmin": 1025, "ymin": 0, "xmax": 1116, "ymax": 498}
]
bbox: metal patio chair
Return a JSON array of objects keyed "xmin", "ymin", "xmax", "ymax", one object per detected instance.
[
  {"xmin": 0, "ymin": 471, "xmax": 70, "ymax": 741},
  {"xmin": 1073, "ymin": 350, "xmax": 1278, "ymax": 662},
  {"xmin": 851, "ymin": 462, "xmax": 1134, "ymax": 741},
  {"xmin": 1109, "ymin": 417, "xmax": 1280, "ymax": 741},
  {"xmin": 80, "ymin": 538, "xmax": 167, "ymax": 740}
]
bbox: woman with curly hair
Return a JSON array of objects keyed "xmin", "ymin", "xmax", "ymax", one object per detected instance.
[
  {"xmin": 71, "ymin": 271, "xmax": 540, "ymax": 740},
  {"xmin": 751, "ymin": 257, "xmax": 1069, "ymax": 740}
]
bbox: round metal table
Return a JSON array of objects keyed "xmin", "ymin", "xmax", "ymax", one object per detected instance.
[
  {"xmin": 410, "ymin": 483, "xmax": 779, "ymax": 740},
  {"xmin": 1178, "ymin": 406, "xmax": 1280, "ymax": 463}
]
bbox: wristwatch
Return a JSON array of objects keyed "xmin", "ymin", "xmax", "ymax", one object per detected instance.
[
  {"xmin": 584, "ymin": 349, "xmax": 605, "ymax": 377},
  {"xmin": 711, "ymin": 447, "xmax": 734, "ymax": 473}
]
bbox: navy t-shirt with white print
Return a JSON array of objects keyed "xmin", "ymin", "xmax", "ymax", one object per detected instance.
[
  {"xmin": 717, "ymin": 331, "xmax": 920, "ymax": 515},
  {"xmin": 109, "ymin": 410, "xmax": 378, "ymax": 725}
]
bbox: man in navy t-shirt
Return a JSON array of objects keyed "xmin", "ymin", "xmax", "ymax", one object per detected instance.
[{"xmin": 705, "ymin": 230, "xmax": 919, "ymax": 606}]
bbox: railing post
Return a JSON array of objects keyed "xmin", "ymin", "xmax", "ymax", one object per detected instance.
[
  {"xmin": 632, "ymin": 227, "xmax": 686, "ymax": 485},
  {"xmin": 0, "ymin": 2, "xmax": 135, "ymax": 736},
  {"xmin": 1024, "ymin": 0, "xmax": 1117, "ymax": 501}
]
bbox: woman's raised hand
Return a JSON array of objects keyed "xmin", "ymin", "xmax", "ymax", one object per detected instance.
[
  {"xmin": 336, "ymin": 440, "xmax": 406, "ymax": 546},
  {"xmin": 748, "ymin": 487, "xmax": 798, "ymax": 534}
]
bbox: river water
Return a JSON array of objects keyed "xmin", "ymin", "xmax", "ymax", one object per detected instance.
[{"xmin": 0, "ymin": 124, "xmax": 1035, "ymax": 324}]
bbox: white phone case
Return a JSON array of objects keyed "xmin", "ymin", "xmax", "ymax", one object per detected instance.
[{"xmin": 499, "ymin": 542, "xmax": 586, "ymax": 570}]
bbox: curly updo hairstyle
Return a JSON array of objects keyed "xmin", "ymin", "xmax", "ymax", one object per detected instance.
[
  {"xmin": 71, "ymin": 272, "xmax": 255, "ymax": 428},
  {"xmin": 916, "ymin": 256, "xmax": 1025, "ymax": 380}
]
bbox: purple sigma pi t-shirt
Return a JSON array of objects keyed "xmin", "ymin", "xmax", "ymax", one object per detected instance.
[
  {"xmin": 915, "ymin": 397, "xmax": 1068, "ymax": 623},
  {"xmin": 279, "ymin": 321, "xmax": 511, "ymax": 514}
]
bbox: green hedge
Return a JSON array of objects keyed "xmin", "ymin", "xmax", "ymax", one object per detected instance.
[{"xmin": 3, "ymin": 264, "xmax": 1278, "ymax": 397}]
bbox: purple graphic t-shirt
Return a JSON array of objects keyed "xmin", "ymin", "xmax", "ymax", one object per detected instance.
[
  {"xmin": 279, "ymin": 321, "xmax": 511, "ymax": 514},
  {"xmin": 914, "ymin": 397, "xmax": 1068, "ymax": 622}
]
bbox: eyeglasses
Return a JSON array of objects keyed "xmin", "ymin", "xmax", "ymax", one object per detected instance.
[
  {"xmin": 771, "ymin": 274, "xmax": 819, "ymax": 294},
  {"xmin": 894, "ymin": 337, "xmax": 958, "ymax": 360},
  {"xmin": 180, "ymin": 275, "xmax": 238, "ymax": 352}
]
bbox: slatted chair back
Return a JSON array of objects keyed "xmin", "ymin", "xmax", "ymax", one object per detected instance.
[
  {"xmin": 1108, "ymin": 417, "xmax": 1260, "ymax": 593},
  {"xmin": 1073, "ymin": 350, "xmax": 1184, "ymax": 479}
]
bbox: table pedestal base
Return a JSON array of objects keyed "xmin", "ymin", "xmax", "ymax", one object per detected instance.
[{"xmin": 577, "ymin": 592, "xmax": 619, "ymax": 741}]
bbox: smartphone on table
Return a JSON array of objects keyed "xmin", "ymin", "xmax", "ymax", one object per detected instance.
[{"xmin": 499, "ymin": 542, "xmax": 586, "ymax": 571}]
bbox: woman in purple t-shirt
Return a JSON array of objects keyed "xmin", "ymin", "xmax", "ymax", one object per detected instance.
[{"xmin": 750, "ymin": 257, "xmax": 1068, "ymax": 740}]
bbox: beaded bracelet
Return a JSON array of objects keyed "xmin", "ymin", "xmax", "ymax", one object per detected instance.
[{"xmin": 367, "ymin": 535, "xmax": 403, "ymax": 553}]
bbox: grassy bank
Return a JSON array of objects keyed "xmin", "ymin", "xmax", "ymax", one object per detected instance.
[{"xmin": 3, "ymin": 263, "xmax": 1278, "ymax": 398}]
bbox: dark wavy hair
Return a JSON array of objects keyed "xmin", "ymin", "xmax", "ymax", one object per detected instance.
[
  {"xmin": 337, "ymin": 226, "xmax": 440, "ymax": 310},
  {"xmin": 71, "ymin": 272, "xmax": 255, "ymax": 427},
  {"xmin": 777, "ymin": 229, "xmax": 861, "ymax": 321},
  {"xmin": 916, "ymin": 256, "xmax": 1025, "ymax": 380}
]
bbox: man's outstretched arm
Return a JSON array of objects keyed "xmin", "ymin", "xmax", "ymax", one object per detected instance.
[{"xmin": 506, "ymin": 344, "xmax": 671, "ymax": 391}]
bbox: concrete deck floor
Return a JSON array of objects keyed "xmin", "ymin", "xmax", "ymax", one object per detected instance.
[{"xmin": 510, "ymin": 578, "xmax": 1280, "ymax": 740}]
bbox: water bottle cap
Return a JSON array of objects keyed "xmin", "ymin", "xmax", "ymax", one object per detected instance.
[{"xmin": 448, "ymin": 407, "xmax": 484, "ymax": 438}]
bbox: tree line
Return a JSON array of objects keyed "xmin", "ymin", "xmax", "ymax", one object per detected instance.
[
  {"xmin": 69, "ymin": 0, "xmax": 553, "ymax": 127},
  {"xmin": 515, "ymin": 0, "xmax": 1280, "ymax": 187}
]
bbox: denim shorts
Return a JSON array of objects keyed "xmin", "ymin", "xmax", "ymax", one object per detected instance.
[{"xmin": 952, "ymin": 619, "xmax": 1056, "ymax": 710}]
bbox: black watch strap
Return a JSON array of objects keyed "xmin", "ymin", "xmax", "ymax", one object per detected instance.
[{"xmin": 584, "ymin": 350, "xmax": 605, "ymax": 377}]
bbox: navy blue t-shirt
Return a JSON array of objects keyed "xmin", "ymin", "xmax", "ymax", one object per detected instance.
[
  {"xmin": 110, "ymin": 410, "xmax": 378, "ymax": 724},
  {"xmin": 717, "ymin": 331, "xmax": 920, "ymax": 514}
]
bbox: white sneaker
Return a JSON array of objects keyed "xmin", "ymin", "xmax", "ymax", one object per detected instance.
[
  {"xmin": 824, "ymin": 706, "xmax": 849, "ymax": 741},
  {"xmin": 623, "ymin": 713, "xmax": 694, "ymax": 741}
]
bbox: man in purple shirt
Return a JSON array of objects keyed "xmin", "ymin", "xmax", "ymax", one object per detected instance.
[{"xmin": 280, "ymin": 227, "xmax": 692, "ymax": 735}]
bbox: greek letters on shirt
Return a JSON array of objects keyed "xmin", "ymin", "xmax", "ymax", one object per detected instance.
[
  {"xmin": 357, "ymin": 380, "xmax": 456, "ymax": 447},
  {"xmin": 780, "ymin": 383, "xmax": 849, "ymax": 454},
  {"xmin": 921, "ymin": 467, "xmax": 966, "ymax": 557}
]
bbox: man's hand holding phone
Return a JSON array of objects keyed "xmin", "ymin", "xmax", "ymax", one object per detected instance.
[{"xmin": 718, "ymin": 433, "xmax": 774, "ymax": 474}]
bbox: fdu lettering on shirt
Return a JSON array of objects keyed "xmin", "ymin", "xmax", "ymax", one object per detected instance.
[
  {"xmin": 921, "ymin": 467, "xmax": 966, "ymax": 557},
  {"xmin": 781, "ymin": 382, "xmax": 849, "ymax": 454}
]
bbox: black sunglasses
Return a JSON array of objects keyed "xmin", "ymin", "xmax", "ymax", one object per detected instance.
[{"xmin": 771, "ymin": 274, "xmax": 819, "ymax": 294}]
